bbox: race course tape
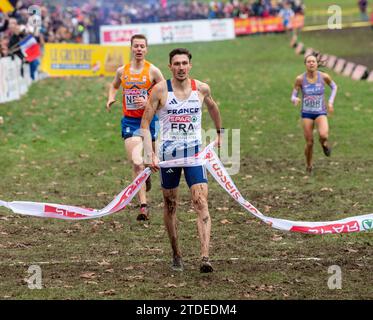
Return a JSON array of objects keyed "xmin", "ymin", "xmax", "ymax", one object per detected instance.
[{"xmin": 1, "ymin": 144, "xmax": 372, "ymax": 235}]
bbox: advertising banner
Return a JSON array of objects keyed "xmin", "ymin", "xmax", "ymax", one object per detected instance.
[
  {"xmin": 289, "ymin": 14, "xmax": 305, "ymax": 30},
  {"xmin": 40, "ymin": 43, "xmax": 130, "ymax": 77},
  {"xmin": 100, "ymin": 19, "xmax": 235, "ymax": 46},
  {"xmin": 235, "ymin": 15, "xmax": 304, "ymax": 35}
]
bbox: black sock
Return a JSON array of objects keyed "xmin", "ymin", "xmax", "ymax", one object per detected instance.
[{"xmin": 140, "ymin": 203, "xmax": 148, "ymax": 208}]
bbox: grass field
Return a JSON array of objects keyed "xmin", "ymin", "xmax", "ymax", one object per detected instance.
[{"xmin": 0, "ymin": 28, "xmax": 372, "ymax": 300}]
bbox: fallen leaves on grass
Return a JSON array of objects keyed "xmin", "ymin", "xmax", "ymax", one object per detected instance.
[
  {"xmin": 105, "ymin": 269, "xmax": 114, "ymax": 273},
  {"xmin": 96, "ymin": 192, "xmax": 108, "ymax": 197},
  {"xmin": 80, "ymin": 272, "xmax": 96, "ymax": 280},
  {"xmin": 97, "ymin": 259, "xmax": 111, "ymax": 266},
  {"xmin": 128, "ymin": 275, "xmax": 144, "ymax": 280},
  {"xmin": 250, "ymin": 284, "xmax": 275, "ymax": 292},
  {"xmin": 91, "ymin": 220, "xmax": 105, "ymax": 232},
  {"xmin": 320, "ymin": 187, "xmax": 333, "ymax": 192},
  {"xmin": 99, "ymin": 289, "xmax": 116, "ymax": 296},
  {"xmin": 165, "ymin": 282, "xmax": 187, "ymax": 288},
  {"xmin": 220, "ymin": 219, "xmax": 232, "ymax": 225},
  {"xmin": 124, "ymin": 265, "xmax": 134, "ymax": 271},
  {"xmin": 73, "ymin": 223, "xmax": 82, "ymax": 231},
  {"xmin": 110, "ymin": 221, "xmax": 123, "ymax": 230},
  {"xmin": 271, "ymin": 235, "xmax": 283, "ymax": 242},
  {"xmin": 242, "ymin": 175, "xmax": 253, "ymax": 180},
  {"xmin": 217, "ymin": 207, "xmax": 229, "ymax": 211},
  {"xmin": 345, "ymin": 248, "xmax": 358, "ymax": 253},
  {"xmin": 243, "ymin": 293, "xmax": 257, "ymax": 298}
]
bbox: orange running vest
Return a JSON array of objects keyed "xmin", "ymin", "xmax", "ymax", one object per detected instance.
[{"xmin": 121, "ymin": 60, "xmax": 154, "ymax": 118}]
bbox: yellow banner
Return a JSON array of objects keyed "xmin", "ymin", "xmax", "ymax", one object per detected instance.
[
  {"xmin": 40, "ymin": 43, "xmax": 130, "ymax": 77},
  {"xmin": 0, "ymin": 0, "xmax": 15, "ymax": 13}
]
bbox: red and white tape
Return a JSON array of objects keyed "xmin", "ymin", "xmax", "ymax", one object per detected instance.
[{"xmin": 1, "ymin": 144, "xmax": 372, "ymax": 234}]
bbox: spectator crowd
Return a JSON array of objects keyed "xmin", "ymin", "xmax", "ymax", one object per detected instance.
[{"xmin": 1, "ymin": 0, "xmax": 305, "ymax": 48}]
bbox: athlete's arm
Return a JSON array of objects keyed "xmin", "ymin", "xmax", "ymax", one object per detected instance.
[
  {"xmin": 141, "ymin": 82, "xmax": 165, "ymax": 130},
  {"xmin": 323, "ymin": 73, "xmax": 337, "ymax": 114},
  {"xmin": 291, "ymin": 76, "xmax": 302, "ymax": 106},
  {"xmin": 140, "ymin": 82, "xmax": 165, "ymax": 171},
  {"xmin": 200, "ymin": 82, "xmax": 223, "ymax": 148},
  {"xmin": 134, "ymin": 65, "xmax": 165, "ymax": 109},
  {"xmin": 150, "ymin": 65, "xmax": 165, "ymax": 84},
  {"xmin": 106, "ymin": 67, "xmax": 123, "ymax": 112}
]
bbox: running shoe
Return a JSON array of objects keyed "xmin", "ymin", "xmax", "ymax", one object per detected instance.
[
  {"xmin": 322, "ymin": 144, "xmax": 332, "ymax": 157},
  {"xmin": 200, "ymin": 256, "xmax": 213, "ymax": 273},
  {"xmin": 136, "ymin": 205, "xmax": 149, "ymax": 221},
  {"xmin": 171, "ymin": 256, "xmax": 184, "ymax": 272}
]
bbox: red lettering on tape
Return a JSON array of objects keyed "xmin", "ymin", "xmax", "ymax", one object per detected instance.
[
  {"xmin": 44, "ymin": 205, "xmax": 88, "ymax": 218},
  {"xmin": 290, "ymin": 220, "xmax": 360, "ymax": 234}
]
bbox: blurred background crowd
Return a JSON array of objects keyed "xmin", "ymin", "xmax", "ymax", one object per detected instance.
[{"xmin": 1, "ymin": 0, "xmax": 305, "ymax": 49}]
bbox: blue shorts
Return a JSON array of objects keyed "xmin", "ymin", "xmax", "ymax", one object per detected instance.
[
  {"xmin": 121, "ymin": 115, "xmax": 159, "ymax": 141},
  {"xmin": 301, "ymin": 112, "xmax": 327, "ymax": 120},
  {"xmin": 159, "ymin": 144, "xmax": 207, "ymax": 189}
]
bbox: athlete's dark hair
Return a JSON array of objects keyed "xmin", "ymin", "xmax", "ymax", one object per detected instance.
[
  {"xmin": 130, "ymin": 34, "xmax": 148, "ymax": 46},
  {"xmin": 169, "ymin": 48, "xmax": 192, "ymax": 64},
  {"xmin": 304, "ymin": 51, "xmax": 327, "ymax": 68}
]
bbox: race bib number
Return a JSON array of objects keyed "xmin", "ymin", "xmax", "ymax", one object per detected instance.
[
  {"xmin": 124, "ymin": 89, "xmax": 148, "ymax": 110},
  {"xmin": 303, "ymin": 95, "xmax": 323, "ymax": 112}
]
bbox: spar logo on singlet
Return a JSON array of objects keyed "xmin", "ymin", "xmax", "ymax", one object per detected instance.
[
  {"xmin": 124, "ymin": 87, "xmax": 148, "ymax": 110},
  {"xmin": 169, "ymin": 115, "xmax": 198, "ymax": 123},
  {"xmin": 167, "ymin": 108, "xmax": 199, "ymax": 136}
]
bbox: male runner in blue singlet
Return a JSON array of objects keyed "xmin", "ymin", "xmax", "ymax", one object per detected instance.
[{"xmin": 141, "ymin": 48, "xmax": 223, "ymax": 273}]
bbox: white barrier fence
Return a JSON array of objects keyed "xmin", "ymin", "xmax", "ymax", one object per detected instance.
[
  {"xmin": 0, "ymin": 56, "xmax": 33, "ymax": 104},
  {"xmin": 100, "ymin": 19, "xmax": 236, "ymax": 46},
  {"xmin": 292, "ymin": 40, "xmax": 373, "ymax": 82}
]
